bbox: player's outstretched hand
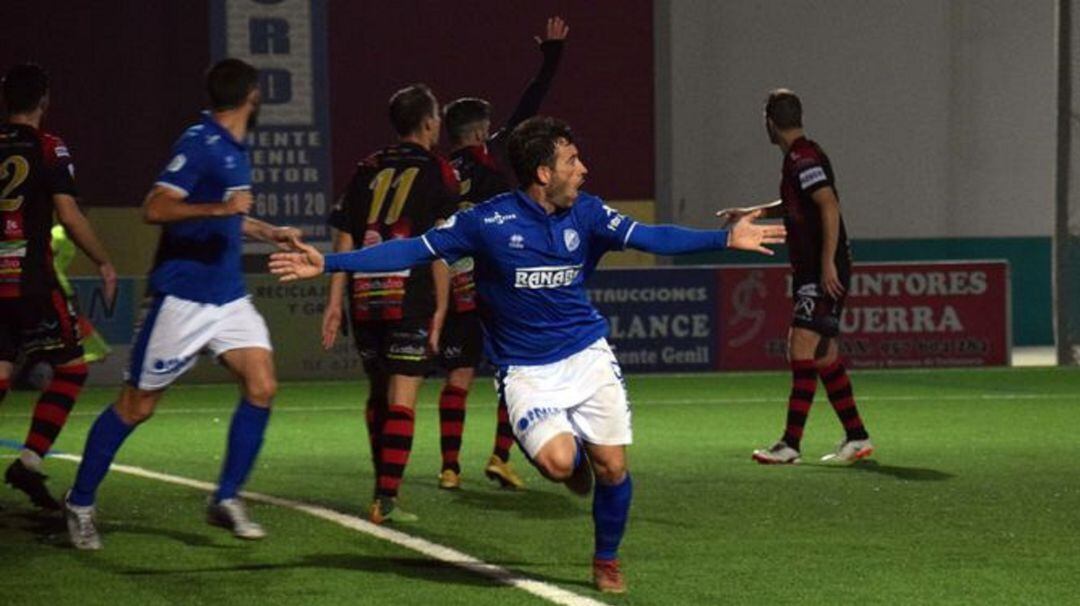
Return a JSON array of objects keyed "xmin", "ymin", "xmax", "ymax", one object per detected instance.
[
  {"xmin": 727, "ymin": 210, "xmax": 787, "ymax": 255},
  {"xmin": 269, "ymin": 241, "xmax": 324, "ymax": 281},
  {"xmin": 271, "ymin": 226, "xmax": 304, "ymax": 251},
  {"xmin": 536, "ymin": 16, "xmax": 569, "ymax": 44}
]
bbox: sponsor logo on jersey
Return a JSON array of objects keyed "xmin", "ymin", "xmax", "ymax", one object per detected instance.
[
  {"xmin": 563, "ymin": 228, "xmax": 580, "ymax": 252},
  {"xmin": 483, "ymin": 211, "xmax": 517, "ymax": 225},
  {"xmin": 166, "ymin": 154, "xmax": 187, "ymax": 172},
  {"xmin": 509, "ymin": 234, "xmax": 525, "ymax": 249},
  {"xmin": 55, "ymin": 144, "xmax": 70, "ymax": 158},
  {"xmin": 798, "ymin": 166, "xmax": 828, "ymax": 189},
  {"xmin": 224, "ymin": 155, "xmax": 237, "ymax": 169},
  {"xmin": 514, "ymin": 265, "xmax": 582, "ymax": 289}
]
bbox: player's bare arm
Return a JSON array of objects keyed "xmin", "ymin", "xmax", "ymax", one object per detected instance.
[
  {"xmin": 321, "ymin": 228, "xmax": 353, "ymax": 350},
  {"xmin": 53, "ymin": 193, "xmax": 118, "ymax": 306},
  {"xmin": 242, "ymin": 216, "xmax": 303, "ymax": 250},
  {"xmin": 429, "ymin": 260, "xmax": 450, "ymax": 354},
  {"xmin": 142, "ymin": 185, "xmax": 253, "ymax": 223},
  {"xmin": 715, "ymin": 199, "xmax": 783, "ymax": 227},
  {"xmin": 811, "ymin": 186, "xmax": 844, "ymax": 298}
]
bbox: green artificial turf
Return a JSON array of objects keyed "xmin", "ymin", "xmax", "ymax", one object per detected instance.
[{"xmin": 1, "ymin": 367, "xmax": 1078, "ymax": 605}]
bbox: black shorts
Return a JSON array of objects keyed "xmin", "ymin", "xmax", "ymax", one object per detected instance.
[
  {"xmin": 0, "ymin": 290, "xmax": 84, "ymax": 365},
  {"xmin": 440, "ymin": 311, "xmax": 484, "ymax": 370},
  {"xmin": 791, "ymin": 274, "xmax": 848, "ymax": 338},
  {"xmin": 353, "ymin": 318, "xmax": 434, "ymax": 377}
]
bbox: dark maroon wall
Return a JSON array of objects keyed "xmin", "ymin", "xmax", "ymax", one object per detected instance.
[
  {"xmin": 2, "ymin": 1, "xmax": 653, "ymax": 205},
  {"xmin": 326, "ymin": 0, "xmax": 654, "ymax": 200},
  {"xmin": 0, "ymin": 1, "xmax": 211, "ymax": 205}
]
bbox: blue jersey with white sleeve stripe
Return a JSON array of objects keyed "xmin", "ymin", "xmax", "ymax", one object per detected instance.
[
  {"xmin": 421, "ymin": 190, "xmax": 636, "ymax": 366},
  {"xmin": 149, "ymin": 112, "xmax": 250, "ymax": 305}
]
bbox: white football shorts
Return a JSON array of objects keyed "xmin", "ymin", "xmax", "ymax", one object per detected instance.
[
  {"xmin": 126, "ymin": 294, "xmax": 272, "ymax": 390},
  {"xmin": 497, "ymin": 338, "xmax": 632, "ymax": 460}
]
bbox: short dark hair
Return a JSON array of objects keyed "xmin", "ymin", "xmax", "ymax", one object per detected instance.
[
  {"xmin": 765, "ymin": 88, "xmax": 802, "ymax": 130},
  {"xmin": 389, "ymin": 83, "xmax": 437, "ymax": 137},
  {"xmin": 2, "ymin": 63, "xmax": 49, "ymax": 115},
  {"xmin": 206, "ymin": 59, "xmax": 259, "ymax": 111},
  {"xmin": 507, "ymin": 116, "xmax": 575, "ymax": 186},
  {"xmin": 444, "ymin": 97, "xmax": 491, "ymax": 143}
]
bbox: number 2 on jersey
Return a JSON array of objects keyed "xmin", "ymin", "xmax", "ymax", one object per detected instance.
[
  {"xmin": 367, "ymin": 167, "xmax": 419, "ymax": 225},
  {"xmin": 0, "ymin": 155, "xmax": 30, "ymax": 212}
]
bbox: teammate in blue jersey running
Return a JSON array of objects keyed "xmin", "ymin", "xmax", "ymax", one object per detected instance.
[
  {"xmin": 64, "ymin": 59, "xmax": 303, "ymax": 550},
  {"xmin": 270, "ymin": 116, "xmax": 785, "ymax": 594}
]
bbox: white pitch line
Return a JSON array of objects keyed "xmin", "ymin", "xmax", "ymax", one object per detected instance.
[
  {"xmin": 0, "ymin": 392, "xmax": 1066, "ymax": 420},
  {"xmin": 45, "ymin": 453, "xmax": 608, "ymax": 606}
]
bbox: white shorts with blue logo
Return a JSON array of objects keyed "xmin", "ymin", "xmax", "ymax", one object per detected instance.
[
  {"xmin": 125, "ymin": 294, "xmax": 272, "ymax": 390},
  {"xmin": 498, "ymin": 338, "xmax": 632, "ymax": 460}
]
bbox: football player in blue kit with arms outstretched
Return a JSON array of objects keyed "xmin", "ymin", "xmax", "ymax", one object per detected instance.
[{"xmin": 270, "ymin": 116, "xmax": 785, "ymax": 594}]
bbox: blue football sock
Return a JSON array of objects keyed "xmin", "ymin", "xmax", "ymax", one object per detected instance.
[
  {"xmin": 69, "ymin": 405, "xmax": 135, "ymax": 507},
  {"xmin": 593, "ymin": 472, "xmax": 633, "ymax": 561},
  {"xmin": 215, "ymin": 399, "xmax": 271, "ymax": 502}
]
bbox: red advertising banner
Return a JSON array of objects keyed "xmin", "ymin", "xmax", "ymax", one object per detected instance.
[{"xmin": 717, "ymin": 261, "xmax": 1011, "ymax": 370}]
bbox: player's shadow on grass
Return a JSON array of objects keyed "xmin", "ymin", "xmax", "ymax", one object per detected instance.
[
  {"xmin": 120, "ymin": 553, "xmax": 515, "ymax": 587},
  {"xmin": 811, "ymin": 459, "xmax": 955, "ymax": 481},
  {"xmin": 441, "ymin": 485, "xmax": 583, "ymax": 520},
  {"xmin": 108, "ymin": 523, "xmax": 248, "ymax": 550}
]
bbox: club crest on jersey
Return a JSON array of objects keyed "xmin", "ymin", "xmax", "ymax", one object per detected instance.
[
  {"xmin": 509, "ymin": 234, "xmax": 525, "ymax": 249},
  {"xmin": 563, "ymin": 228, "xmax": 580, "ymax": 252},
  {"xmin": 166, "ymin": 154, "xmax": 187, "ymax": 172},
  {"xmin": 514, "ymin": 265, "xmax": 582, "ymax": 289}
]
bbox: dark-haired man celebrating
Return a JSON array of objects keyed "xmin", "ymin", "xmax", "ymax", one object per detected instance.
[
  {"xmin": 65, "ymin": 59, "xmax": 303, "ymax": 549},
  {"xmin": 320, "ymin": 83, "xmax": 459, "ymax": 524},
  {"xmin": 718, "ymin": 89, "xmax": 873, "ymax": 465},
  {"xmin": 0, "ymin": 63, "xmax": 116, "ymax": 510},
  {"xmin": 435, "ymin": 16, "xmax": 569, "ymax": 491},
  {"xmin": 272, "ymin": 116, "xmax": 785, "ymax": 593}
]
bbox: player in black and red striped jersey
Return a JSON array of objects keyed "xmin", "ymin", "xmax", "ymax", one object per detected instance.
[
  {"xmin": 719, "ymin": 89, "xmax": 873, "ymax": 465},
  {"xmin": 434, "ymin": 17, "xmax": 569, "ymax": 491},
  {"xmin": 322, "ymin": 84, "xmax": 459, "ymax": 523},
  {"xmin": 0, "ymin": 64, "xmax": 116, "ymax": 509}
]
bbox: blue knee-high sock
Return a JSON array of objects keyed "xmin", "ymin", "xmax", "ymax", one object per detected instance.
[
  {"xmin": 593, "ymin": 473, "xmax": 633, "ymax": 561},
  {"xmin": 215, "ymin": 399, "xmax": 271, "ymax": 502},
  {"xmin": 69, "ymin": 405, "xmax": 135, "ymax": 507}
]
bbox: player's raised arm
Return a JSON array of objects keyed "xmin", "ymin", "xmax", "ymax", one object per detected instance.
[
  {"xmin": 493, "ymin": 16, "xmax": 569, "ymax": 144},
  {"xmin": 269, "ymin": 236, "xmax": 437, "ymax": 282},
  {"xmin": 623, "ymin": 210, "xmax": 785, "ymax": 256}
]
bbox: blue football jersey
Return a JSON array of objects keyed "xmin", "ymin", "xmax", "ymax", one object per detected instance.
[
  {"xmin": 149, "ymin": 112, "xmax": 250, "ymax": 305},
  {"xmin": 421, "ymin": 190, "xmax": 637, "ymax": 366}
]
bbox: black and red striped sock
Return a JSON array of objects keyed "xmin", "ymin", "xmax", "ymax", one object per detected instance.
[
  {"xmin": 438, "ymin": 386, "xmax": 467, "ymax": 473},
  {"xmin": 376, "ymin": 405, "xmax": 415, "ymax": 498},
  {"xmin": 492, "ymin": 399, "xmax": 514, "ymax": 463},
  {"xmin": 781, "ymin": 360, "xmax": 817, "ymax": 451},
  {"xmin": 24, "ymin": 363, "xmax": 88, "ymax": 458},
  {"xmin": 820, "ymin": 358, "xmax": 869, "ymax": 441},
  {"xmin": 365, "ymin": 401, "xmax": 387, "ymax": 478}
]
